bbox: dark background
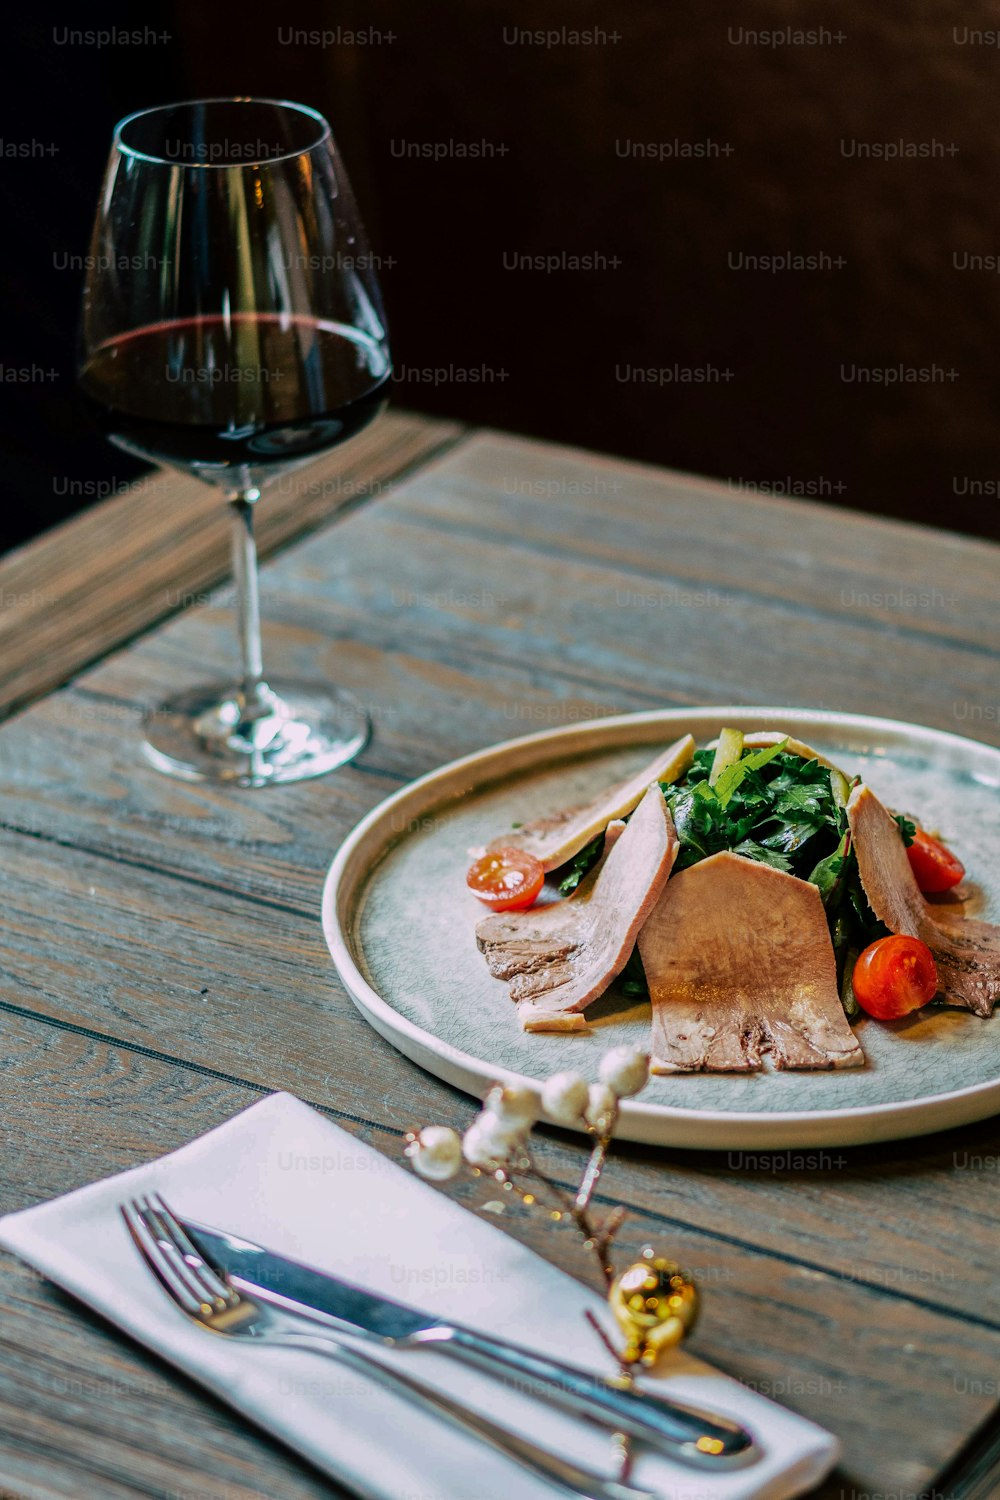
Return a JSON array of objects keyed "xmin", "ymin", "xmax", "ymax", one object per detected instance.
[{"xmin": 3, "ymin": 0, "xmax": 999, "ymax": 555}]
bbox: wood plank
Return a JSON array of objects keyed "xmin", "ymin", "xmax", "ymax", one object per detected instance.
[
  {"xmin": 416, "ymin": 431, "xmax": 1000, "ymax": 652},
  {"xmin": 0, "ymin": 825, "xmax": 468, "ymax": 1135},
  {"xmin": 65, "ymin": 433, "xmax": 1000, "ymax": 739},
  {"xmin": 0, "ymin": 1014, "xmax": 353, "ymax": 1500},
  {"xmin": 2, "ymin": 1008, "xmax": 998, "ymax": 1499},
  {"xmin": 0, "ymin": 448, "xmax": 996, "ymax": 918},
  {"xmin": 935, "ymin": 1415, "xmax": 1000, "ymax": 1500},
  {"xmin": 3, "ymin": 826, "xmax": 1000, "ymax": 1344},
  {"xmin": 0, "ymin": 409, "xmax": 465, "ymax": 720},
  {"xmin": 6, "ymin": 428, "xmax": 996, "ymax": 765}
]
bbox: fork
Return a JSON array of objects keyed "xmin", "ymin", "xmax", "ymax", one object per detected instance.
[{"xmin": 122, "ymin": 1194, "xmax": 657, "ymax": 1500}]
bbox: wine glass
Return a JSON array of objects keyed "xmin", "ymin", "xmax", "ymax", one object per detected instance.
[{"xmin": 78, "ymin": 98, "xmax": 392, "ymax": 786}]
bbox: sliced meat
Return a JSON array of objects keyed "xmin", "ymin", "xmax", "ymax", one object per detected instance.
[
  {"xmin": 848, "ymin": 784, "xmax": 1000, "ymax": 1017},
  {"xmin": 477, "ymin": 785, "xmax": 678, "ymax": 1031},
  {"xmin": 473, "ymin": 822, "xmax": 626, "ymax": 1034},
  {"xmin": 638, "ymin": 852, "xmax": 864, "ymax": 1072},
  {"xmin": 488, "ymin": 735, "xmax": 694, "ymax": 872}
]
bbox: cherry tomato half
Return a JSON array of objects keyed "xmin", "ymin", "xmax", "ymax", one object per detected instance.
[
  {"xmin": 852, "ymin": 935, "xmax": 938, "ymax": 1020},
  {"xmin": 906, "ymin": 827, "xmax": 965, "ymax": 894},
  {"xmin": 466, "ymin": 848, "xmax": 545, "ymax": 912}
]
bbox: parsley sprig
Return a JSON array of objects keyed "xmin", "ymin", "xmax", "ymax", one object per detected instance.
[{"xmin": 662, "ymin": 742, "xmax": 842, "ymax": 876}]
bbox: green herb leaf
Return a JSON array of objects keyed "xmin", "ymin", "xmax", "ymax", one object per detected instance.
[
  {"xmin": 713, "ymin": 739, "xmax": 789, "ymax": 808},
  {"xmin": 759, "ymin": 819, "xmax": 823, "ymax": 855},
  {"xmin": 807, "ymin": 832, "xmax": 848, "ymax": 908},
  {"xmin": 555, "ymin": 832, "xmax": 604, "ymax": 896},
  {"xmin": 618, "ymin": 946, "xmax": 649, "ymax": 998},
  {"xmin": 840, "ymin": 947, "xmax": 861, "ymax": 1018},
  {"xmin": 771, "ymin": 780, "xmax": 830, "ymax": 820},
  {"xmin": 894, "ymin": 814, "xmax": 917, "ymax": 847},
  {"xmin": 731, "ymin": 840, "xmax": 793, "ymax": 872}
]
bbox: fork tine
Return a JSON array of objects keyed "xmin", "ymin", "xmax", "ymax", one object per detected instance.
[
  {"xmin": 146, "ymin": 1194, "xmax": 237, "ymax": 1307},
  {"xmin": 120, "ymin": 1201, "xmax": 206, "ymax": 1317},
  {"xmin": 130, "ymin": 1197, "xmax": 225, "ymax": 1313}
]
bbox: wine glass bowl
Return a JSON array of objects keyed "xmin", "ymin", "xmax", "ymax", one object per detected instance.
[{"xmin": 78, "ymin": 98, "xmax": 391, "ymax": 785}]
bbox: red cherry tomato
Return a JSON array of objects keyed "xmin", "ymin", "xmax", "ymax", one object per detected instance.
[
  {"xmin": 466, "ymin": 848, "xmax": 545, "ymax": 912},
  {"xmin": 852, "ymin": 935, "xmax": 938, "ymax": 1020},
  {"xmin": 906, "ymin": 828, "xmax": 965, "ymax": 894}
]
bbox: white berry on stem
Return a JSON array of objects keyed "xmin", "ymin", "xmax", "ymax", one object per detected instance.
[
  {"xmin": 541, "ymin": 1071, "xmax": 590, "ymax": 1127},
  {"xmin": 462, "ymin": 1116, "xmax": 514, "ymax": 1167},
  {"xmin": 406, "ymin": 1126, "xmax": 462, "ymax": 1181},
  {"xmin": 484, "ymin": 1083, "xmax": 539, "ymax": 1130},
  {"xmin": 598, "ymin": 1046, "xmax": 650, "ymax": 1099}
]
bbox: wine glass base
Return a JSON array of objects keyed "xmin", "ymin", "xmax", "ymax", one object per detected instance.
[{"xmin": 142, "ymin": 680, "xmax": 370, "ymax": 787}]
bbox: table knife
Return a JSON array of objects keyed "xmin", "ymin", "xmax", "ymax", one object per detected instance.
[{"xmin": 184, "ymin": 1218, "xmax": 757, "ymax": 1467}]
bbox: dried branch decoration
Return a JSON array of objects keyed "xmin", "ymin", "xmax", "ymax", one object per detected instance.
[{"xmin": 403, "ymin": 1046, "xmax": 700, "ymax": 1374}]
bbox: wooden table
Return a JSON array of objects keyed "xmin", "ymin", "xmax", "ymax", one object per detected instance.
[{"xmin": 1, "ymin": 410, "xmax": 998, "ymax": 1500}]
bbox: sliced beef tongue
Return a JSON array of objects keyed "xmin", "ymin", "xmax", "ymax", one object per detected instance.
[
  {"xmin": 476, "ymin": 785, "xmax": 678, "ymax": 1031},
  {"xmin": 847, "ymin": 784, "xmax": 1000, "ymax": 1018},
  {"xmin": 487, "ymin": 735, "xmax": 693, "ymax": 872},
  {"xmin": 638, "ymin": 852, "xmax": 865, "ymax": 1072}
]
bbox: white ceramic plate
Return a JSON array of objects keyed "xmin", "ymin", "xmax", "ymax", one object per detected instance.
[{"xmin": 322, "ymin": 708, "xmax": 1000, "ymax": 1148}]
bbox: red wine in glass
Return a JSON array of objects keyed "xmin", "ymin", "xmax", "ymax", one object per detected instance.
[
  {"xmin": 80, "ymin": 313, "xmax": 390, "ymax": 477},
  {"xmin": 78, "ymin": 99, "xmax": 392, "ymax": 786}
]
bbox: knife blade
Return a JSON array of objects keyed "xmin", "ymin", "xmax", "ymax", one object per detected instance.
[{"xmin": 184, "ymin": 1217, "xmax": 757, "ymax": 1467}]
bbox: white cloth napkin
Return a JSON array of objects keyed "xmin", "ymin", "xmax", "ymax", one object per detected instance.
[{"xmin": 0, "ymin": 1093, "xmax": 838, "ymax": 1500}]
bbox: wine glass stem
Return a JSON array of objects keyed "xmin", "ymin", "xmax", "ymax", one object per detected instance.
[{"xmin": 229, "ymin": 491, "xmax": 268, "ymax": 710}]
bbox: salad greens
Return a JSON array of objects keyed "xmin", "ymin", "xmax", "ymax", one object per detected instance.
[
  {"xmin": 557, "ymin": 832, "xmax": 605, "ymax": 895},
  {"xmin": 663, "ymin": 740, "xmax": 840, "ymax": 877},
  {"xmin": 549, "ymin": 731, "xmax": 898, "ymax": 1014},
  {"xmin": 662, "ymin": 739, "xmax": 891, "ymax": 1003}
]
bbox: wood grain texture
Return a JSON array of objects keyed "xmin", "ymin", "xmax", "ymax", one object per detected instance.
[
  {"xmin": 4, "ymin": 827, "xmax": 1000, "ymax": 1330},
  {"xmin": 0, "ymin": 1014, "xmax": 354, "ymax": 1500},
  {"xmin": 1, "ymin": 428, "xmax": 999, "ymax": 1499},
  {"xmin": 0, "ymin": 409, "xmax": 463, "ymax": 721},
  {"xmin": 2, "ymin": 814, "xmax": 1000, "ymax": 1497},
  {"xmin": 2, "ymin": 1009, "xmax": 998, "ymax": 1500},
  {"xmin": 0, "ymin": 430, "xmax": 995, "ymax": 909}
]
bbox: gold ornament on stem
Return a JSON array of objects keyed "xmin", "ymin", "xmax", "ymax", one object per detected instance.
[{"xmin": 609, "ymin": 1248, "xmax": 701, "ymax": 1367}]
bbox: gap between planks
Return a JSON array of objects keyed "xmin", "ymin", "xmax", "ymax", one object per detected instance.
[
  {"xmin": 0, "ymin": 410, "xmax": 469, "ymax": 722},
  {"xmin": 3, "ymin": 990, "xmax": 1000, "ymax": 1342}
]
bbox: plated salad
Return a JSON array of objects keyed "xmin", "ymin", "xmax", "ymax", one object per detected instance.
[{"xmin": 465, "ymin": 731, "xmax": 1000, "ymax": 1072}]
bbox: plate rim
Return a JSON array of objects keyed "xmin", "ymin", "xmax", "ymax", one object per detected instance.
[{"xmin": 322, "ymin": 706, "xmax": 1000, "ymax": 1149}]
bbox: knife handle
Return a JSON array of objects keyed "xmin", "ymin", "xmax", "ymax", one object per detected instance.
[{"xmin": 423, "ymin": 1326, "xmax": 755, "ymax": 1465}]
